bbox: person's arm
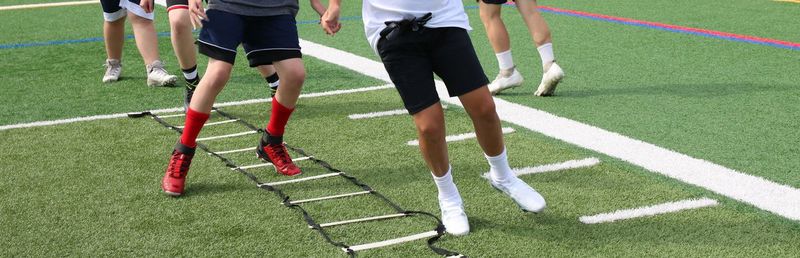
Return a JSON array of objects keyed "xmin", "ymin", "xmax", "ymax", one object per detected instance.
[
  {"xmin": 140, "ymin": 0, "xmax": 154, "ymax": 13},
  {"xmin": 309, "ymin": 0, "xmax": 326, "ymax": 17},
  {"xmin": 320, "ymin": 0, "xmax": 341, "ymax": 35},
  {"xmin": 188, "ymin": 0, "xmax": 208, "ymax": 29}
]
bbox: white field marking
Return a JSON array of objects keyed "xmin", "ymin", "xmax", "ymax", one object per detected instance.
[
  {"xmin": 176, "ymin": 119, "xmax": 237, "ymax": 128},
  {"xmin": 481, "ymin": 157, "xmax": 601, "ymax": 179},
  {"xmin": 0, "ymin": 0, "xmax": 97, "ymax": 11},
  {"xmin": 347, "ymin": 104, "xmax": 447, "ymax": 120},
  {"xmin": 406, "ymin": 127, "xmax": 515, "ymax": 146},
  {"xmin": 579, "ymin": 198, "xmax": 720, "ymax": 224},
  {"xmin": 348, "ymin": 109, "xmax": 407, "ymax": 120},
  {"xmin": 288, "ymin": 190, "xmax": 372, "ymax": 205},
  {"xmin": 298, "ymin": 38, "xmax": 800, "ymax": 221},
  {"xmin": 345, "ymin": 230, "xmax": 438, "ymax": 253},
  {"xmin": 0, "ymin": 84, "xmax": 392, "ymax": 131},
  {"xmin": 160, "ymin": 110, "xmax": 216, "ymax": 118},
  {"xmin": 259, "ymin": 172, "xmax": 343, "ymax": 187},
  {"xmin": 195, "ymin": 131, "xmax": 256, "ymax": 142},
  {"xmin": 231, "ymin": 157, "xmax": 312, "ymax": 170},
  {"xmin": 315, "ymin": 213, "xmax": 407, "ymax": 228},
  {"xmin": 211, "ymin": 147, "xmax": 257, "ymax": 155}
]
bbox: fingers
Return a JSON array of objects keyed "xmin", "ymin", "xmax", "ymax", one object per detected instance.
[
  {"xmin": 140, "ymin": 0, "xmax": 153, "ymax": 13},
  {"xmin": 188, "ymin": 0, "xmax": 207, "ymax": 29}
]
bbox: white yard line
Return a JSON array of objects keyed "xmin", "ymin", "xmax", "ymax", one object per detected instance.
[
  {"xmin": 407, "ymin": 127, "xmax": 515, "ymax": 146},
  {"xmin": 0, "ymin": 84, "xmax": 392, "ymax": 131},
  {"xmin": 348, "ymin": 109, "xmax": 407, "ymax": 120},
  {"xmin": 297, "ymin": 39, "xmax": 800, "ymax": 221},
  {"xmin": 0, "ymin": 0, "xmax": 98, "ymax": 11},
  {"xmin": 481, "ymin": 157, "xmax": 601, "ymax": 179},
  {"xmin": 579, "ymin": 198, "xmax": 720, "ymax": 224}
]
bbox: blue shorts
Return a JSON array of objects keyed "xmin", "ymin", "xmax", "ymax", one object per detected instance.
[{"xmin": 197, "ymin": 9, "xmax": 302, "ymax": 67}]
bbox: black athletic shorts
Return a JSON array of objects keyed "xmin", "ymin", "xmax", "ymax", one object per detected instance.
[
  {"xmin": 377, "ymin": 27, "xmax": 489, "ymax": 115},
  {"xmin": 197, "ymin": 9, "xmax": 302, "ymax": 67},
  {"xmin": 479, "ymin": 0, "xmax": 515, "ymax": 4},
  {"xmin": 166, "ymin": 0, "xmax": 188, "ymax": 12},
  {"xmin": 100, "ymin": 0, "xmax": 140, "ymax": 13}
]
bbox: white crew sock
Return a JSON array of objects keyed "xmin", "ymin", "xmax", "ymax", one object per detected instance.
[
  {"xmin": 182, "ymin": 68, "xmax": 198, "ymax": 81},
  {"xmin": 537, "ymin": 43, "xmax": 555, "ymax": 71},
  {"xmin": 495, "ymin": 49, "xmax": 515, "ymax": 71},
  {"xmin": 432, "ymin": 166, "xmax": 463, "ymax": 208},
  {"xmin": 485, "ymin": 148, "xmax": 514, "ymax": 183}
]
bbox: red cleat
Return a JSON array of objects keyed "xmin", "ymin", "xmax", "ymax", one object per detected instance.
[
  {"xmin": 162, "ymin": 143, "xmax": 195, "ymax": 196},
  {"xmin": 257, "ymin": 140, "xmax": 302, "ymax": 176}
]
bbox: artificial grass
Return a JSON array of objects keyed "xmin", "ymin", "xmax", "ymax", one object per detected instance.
[{"xmin": 1, "ymin": 88, "xmax": 798, "ymax": 257}]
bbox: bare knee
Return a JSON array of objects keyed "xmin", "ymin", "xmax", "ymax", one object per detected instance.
[
  {"xmin": 169, "ymin": 17, "xmax": 192, "ymax": 36},
  {"xmin": 471, "ymin": 101, "xmax": 499, "ymax": 123},
  {"xmin": 417, "ymin": 121, "xmax": 445, "ymax": 140},
  {"xmin": 281, "ymin": 67, "xmax": 306, "ymax": 85},
  {"xmin": 479, "ymin": 7, "xmax": 502, "ymax": 22}
]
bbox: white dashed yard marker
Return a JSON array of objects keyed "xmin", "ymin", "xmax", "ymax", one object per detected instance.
[
  {"xmin": 482, "ymin": 157, "xmax": 601, "ymax": 179},
  {"xmin": 579, "ymin": 198, "xmax": 719, "ymax": 224},
  {"xmin": 407, "ymin": 127, "xmax": 515, "ymax": 146}
]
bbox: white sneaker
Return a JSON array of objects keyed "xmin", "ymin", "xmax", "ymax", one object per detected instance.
[
  {"xmin": 102, "ymin": 59, "xmax": 122, "ymax": 83},
  {"xmin": 490, "ymin": 177, "xmax": 546, "ymax": 213},
  {"xmin": 439, "ymin": 198, "xmax": 469, "ymax": 236},
  {"xmin": 534, "ymin": 62, "xmax": 565, "ymax": 97},
  {"xmin": 146, "ymin": 60, "xmax": 178, "ymax": 87},
  {"xmin": 488, "ymin": 68, "xmax": 524, "ymax": 95}
]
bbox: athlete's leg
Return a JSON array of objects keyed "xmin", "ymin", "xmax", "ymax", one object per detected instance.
[
  {"xmin": 103, "ymin": 17, "xmax": 126, "ymax": 61},
  {"xmin": 257, "ymin": 65, "xmax": 280, "ymax": 97},
  {"xmin": 167, "ymin": 8, "xmax": 197, "ymax": 71},
  {"xmin": 478, "ymin": 1, "xmax": 511, "ymax": 53},
  {"xmin": 479, "ymin": 1, "xmax": 523, "ymax": 94},
  {"xmin": 128, "ymin": 11, "xmax": 160, "ymax": 65}
]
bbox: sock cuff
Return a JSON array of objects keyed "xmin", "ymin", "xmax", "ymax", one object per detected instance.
[
  {"xmin": 186, "ymin": 108, "xmax": 210, "ymax": 120},
  {"xmin": 536, "ymin": 43, "xmax": 553, "ymax": 51},
  {"xmin": 181, "ymin": 65, "xmax": 197, "ymax": 73},
  {"xmin": 485, "ymin": 147, "xmax": 508, "ymax": 161},
  {"xmin": 273, "ymin": 99, "xmax": 294, "ymax": 112},
  {"xmin": 431, "ymin": 165, "xmax": 453, "ymax": 180},
  {"xmin": 265, "ymin": 72, "xmax": 280, "ymax": 83}
]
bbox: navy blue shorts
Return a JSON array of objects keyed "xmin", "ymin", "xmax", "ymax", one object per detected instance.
[{"xmin": 197, "ymin": 9, "xmax": 302, "ymax": 67}]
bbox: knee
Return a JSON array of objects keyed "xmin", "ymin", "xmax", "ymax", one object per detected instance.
[
  {"xmin": 281, "ymin": 67, "xmax": 306, "ymax": 84},
  {"xmin": 417, "ymin": 122, "xmax": 445, "ymax": 139},
  {"xmin": 479, "ymin": 8, "xmax": 501, "ymax": 22},
  {"xmin": 473, "ymin": 101, "xmax": 499, "ymax": 122},
  {"xmin": 169, "ymin": 18, "xmax": 192, "ymax": 35}
]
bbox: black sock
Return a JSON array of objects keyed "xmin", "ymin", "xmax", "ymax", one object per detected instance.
[
  {"xmin": 265, "ymin": 72, "xmax": 279, "ymax": 88},
  {"xmin": 182, "ymin": 65, "xmax": 198, "ymax": 81},
  {"xmin": 262, "ymin": 131, "xmax": 283, "ymax": 146}
]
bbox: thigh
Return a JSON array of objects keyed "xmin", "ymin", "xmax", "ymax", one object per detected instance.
[
  {"xmin": 242, "ymin": 15, "xmax": 302, "ymax": 67},
  {"xmin": 378, "ymin": 36, "xmax": 439, "ymax": 115},
  {"xmin": 197, "ymin": 9, "xmax": 245, "ymax": 64},
  {"xmin": 430, "ymin": 28, "xmax": 490, "ymax": 98}
]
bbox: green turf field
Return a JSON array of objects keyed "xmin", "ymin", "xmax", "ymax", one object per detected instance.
[{"xmin": 1, "ymin": 0, "xmax": 799, "ymax": 257}]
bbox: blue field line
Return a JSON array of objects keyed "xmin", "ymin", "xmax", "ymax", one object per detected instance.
[
  {"xmin": 2, "ymin": 5, "xmax": 798, "ymax": 51},
  {"xmin": 0, "ymin": 16, "xmax": 362, "ymax": 50}
]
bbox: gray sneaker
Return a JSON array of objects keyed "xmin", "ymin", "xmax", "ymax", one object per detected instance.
[
  {"xmin": 102, "ymin": 59, "xmax": 122, "ymax": 83},
  {"xmin": 146, "ymin": 60, "xmax": 178, "ymax": 87}
]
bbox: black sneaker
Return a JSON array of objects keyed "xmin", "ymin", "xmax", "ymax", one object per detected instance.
[{"xmin": 184, "ymin": 77, "xmax": 200, "ymax": 111}]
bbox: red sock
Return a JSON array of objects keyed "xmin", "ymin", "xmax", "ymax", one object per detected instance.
[
  {"xmin": 180, "ymin": 108, "xmax": 210, "ymax": 148},
  {"xmin": 266, "ymin": 99, "xmax": 295, "ymax": 136}
]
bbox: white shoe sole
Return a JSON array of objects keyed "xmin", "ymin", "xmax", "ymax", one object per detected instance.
[{"xmin": 148, "ymin": 76, "xmax": 178, "ymax": 87}]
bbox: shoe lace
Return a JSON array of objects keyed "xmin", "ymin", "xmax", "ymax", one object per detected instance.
[
  {"xmin": 169, "ymin": 153, "xmax": 191, "ymax": 178},
  {"xmin": 270, "ymin": 144, "xmax": 292, "ymax": 165}
]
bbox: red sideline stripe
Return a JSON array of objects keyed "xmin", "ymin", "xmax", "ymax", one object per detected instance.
[
  {"xmin": 538, "ymin": 6, "xmax": 800, "ymax": 48},
  {"xmin": 167, "ymin": 5, "xmax": 188, "ymax": 12}
]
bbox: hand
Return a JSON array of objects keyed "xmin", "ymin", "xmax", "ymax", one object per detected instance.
[
  {"xmin": 320, "ymin": 6, "xmax": 341, "ymax": 35},
  {"xmin": 188, "ymin": 0, "xmax": 208, "ymax": 29},
  {"xmin": 140, "ymin": 0, "xmax": 154, "ymax": 13}
]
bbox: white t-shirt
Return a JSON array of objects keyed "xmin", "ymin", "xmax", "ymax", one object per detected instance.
[{"xmin": 362, "ymin": 0, "xmax": 471, "ymax": 53}]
